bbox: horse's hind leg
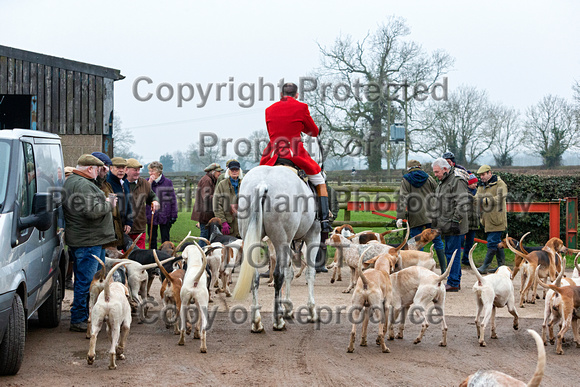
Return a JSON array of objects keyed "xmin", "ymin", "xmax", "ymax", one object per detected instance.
[
  {"xmin": 251, "ymin": 269, "xmax": 264, "ymax": 333},
  {"xmin": 272, "ymin": 244, "xmax": 288, "ymax": 331},
  {"xmin": 304, "ymin": 235, "xmax": 319, "ymax": 323},
  {"xmin": 283, "ymin": 261, "xmax": 294, "ymax": 319}
]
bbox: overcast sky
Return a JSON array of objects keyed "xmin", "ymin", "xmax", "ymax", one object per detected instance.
[{"xmin": 3, "ymin": 0, "xmax": 579, "ymax": 164}]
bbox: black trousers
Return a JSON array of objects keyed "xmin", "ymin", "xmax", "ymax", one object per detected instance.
[{"xmin": 148, "ymin": 223, "xmax": 171, "ymax": 250}]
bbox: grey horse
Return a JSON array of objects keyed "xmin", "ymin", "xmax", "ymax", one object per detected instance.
[{"xmin": 232, "ymin": 165, "xmax": 320, "ymax": 332}]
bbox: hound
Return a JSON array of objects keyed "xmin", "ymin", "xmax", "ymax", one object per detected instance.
[
  {"xmin": 207, "ymin": 217, "xmax": 241, "ymax": 245},
  {"xmin": 387, "ymin": 228, "xmax": 441, "ymax": 251},
  {"xmin": 536, "ymin": 258, "xmax": 580, "ymax": 355},
  {"xmin": 388, "ymin": 251, "xmax": 456, "ymax": 347},
  {"xmin": 539, "ymin": 254, "xmax": 579, "ymax": 346},
  {"xmin": 460, "ymin": 329, "xmax": 545, "ymax": 387},
  {"xmin": 506, "ymin": 234, "xmax": 562, "ymax": 307},
  {"xmin": 178, "ymin": 243, "xmax": 209, "ymax": 353},
  {"xmin": 497, "ymin": 232, "xmax": 541, "ymax": 282},
  {"xmin": 467, "ymin": 244, "xmax": 519, "ymax": 347},
  {"xmin": 153, "ymin": 250, "xmax": 186, "ymax": 334},
  {"xmin": 326, "ymin": 225, "xmax": 408, "ymax": 293},
  {"xmin": 218, "ymin": 239, "xmax": 243, "ymax": 297},
  {"xmin": 87, "ymin": 255, "xmax": 109, "ymax": 339},
  {"xmin": 105, "ymin": 256, "xmax": 174, "ymax": 309},
  {"xmin": 87, "ymin": 262, "xmax": 131, "ymax": 370},
  {"xmin": 347, "ymin": 251, "xmax": 393, "ymax": 353},
  {"xmin": 396, "ymin": 245, "xmax": 436, "ymax": 272}
]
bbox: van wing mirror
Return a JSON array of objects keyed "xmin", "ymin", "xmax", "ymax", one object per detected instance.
[{"xmin": 19, "ymin": 193, "xmax": 53, "ymax": 232}]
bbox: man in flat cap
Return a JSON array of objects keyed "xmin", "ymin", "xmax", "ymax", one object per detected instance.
[
  {"xmin": 396, "ymin": 160, "xmax": 446, "ymax": 270},
  {"xmin": 475, "ymin": 165, "xmax": 508, "ymax": 274},
  {"xmin": 63, "ymin": 154, "xmax": 116, "ymax": 332},
  {"xmin": 126, "ymin": 158, "xmax": 159, "ymax": 249},
  {"xmin": 191, "ymin": 163, "xmax": 223, "ymax": 246},
  {"xmin": 106, "ymin": 157, "xmax": 133, "ymax": 249}
]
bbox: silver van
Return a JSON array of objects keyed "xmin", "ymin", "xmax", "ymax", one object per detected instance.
[{"xmin": 0, "ymin": 129, "xmax": 68, "ymax": 375}]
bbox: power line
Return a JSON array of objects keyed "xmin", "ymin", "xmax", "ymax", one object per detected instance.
[{"xmin": 124, "ymin": 109, "xmax": 262, "ymax": 130}]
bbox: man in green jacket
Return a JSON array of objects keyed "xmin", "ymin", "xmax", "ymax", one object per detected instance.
[
  {"xmin": 63, "ymin": 154, "xmax": 116, "ymax": 331},
  {"xmin": 475, "ymin": 165, "xmax": 508, "ymax": 274},
  {"xmin": 431, "ymin": 158, "xmax": 470, "ymax": 292}
]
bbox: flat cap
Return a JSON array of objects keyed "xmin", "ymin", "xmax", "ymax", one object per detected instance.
[
  {"xmin": 476, "ymin": 165, "xmax": 491, "ymax": 174},
  {"xmin": 91, "ymin": 151, "xmax": 112, "ymax": 166},
  {"xmin": 407, "ymin": 159, "xmax": 421, "ymax": 170},
  {"xmin": 77, "ymin": 154, "xmax": 104, "ymax": 167},
  {"xmin": 64, "ymin": 166, "xmax": 74, "ymax": 177},
  {"xmin": 111, "ymin": 157, "xmax": 128, "ymax": 167},
  {"xmin": 204, "ymin": 162, "xmax": 223, "ymax": 172},
  {"xmin": 126, "ymin": 158, "xmax": 143, "ymax": 169}
]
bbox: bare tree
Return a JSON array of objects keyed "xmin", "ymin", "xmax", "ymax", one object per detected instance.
[
  {"xmin": 488, "ymin": 105, "xmax": 522, "ymax": 167},
  {"xmin": 413, "ymin": 85, "xmax": 494, "ymax": 165},
  {"xmin": 524, "ymin": 94, "xmax": 579, "ymax": 167},
  {"xmin": 112, "ymin": 115, "xmax": 141, "ymax": 159},
  {"xmin": 306, "ymin": 16, "xmax": 453, "ymax": 171},
  {"xmin": 173, "ymin": 150, "xmax": 193, "ymax": 172},
  {"xmin": 383, "ymin": 142, "xmax": 405, "ymax": 169},
  {"xmin": 187, "ymin": 142, "xmax": 222, "ymax": 172}
]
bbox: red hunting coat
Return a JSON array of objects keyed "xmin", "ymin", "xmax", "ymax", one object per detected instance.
[{"xmin": 259, "ymin": 96, "xmax": 321, "ymax": 175}]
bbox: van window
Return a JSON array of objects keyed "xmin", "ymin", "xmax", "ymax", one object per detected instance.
[
  {"xmin": 34, "ymin": 142, "xmax": 64, "ymax": 193},
  {"xmin": 0, "ymin": 140, "xmax": 9, "ymax": 209},
  {"xmin": 19, "ymin": 142, "xmax": 36, "ymax": 217}
]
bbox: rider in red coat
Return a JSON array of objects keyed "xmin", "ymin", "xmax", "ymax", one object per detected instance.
[{"xmin": 260, "ymin": 82, "xmax": 332, "ymax": 232}]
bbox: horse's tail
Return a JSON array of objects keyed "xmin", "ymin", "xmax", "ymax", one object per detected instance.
[{"xmin": 233, "ymin": 183, "xmax": 267, "ymax": 300}]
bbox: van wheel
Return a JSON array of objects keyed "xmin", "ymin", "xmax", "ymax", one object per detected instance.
[
  {"xmin": 0, "ymin": 294, "xmax": 26, "ymax": 375},
  {"xmin": 38, "ymin": 268, "xmax": 62, "ymax": 328}
]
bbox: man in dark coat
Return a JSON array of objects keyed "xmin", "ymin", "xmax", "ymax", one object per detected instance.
[
  {"xmin": 259, "ymin": 82, "xmax": 332, "ymax": 232},
  {"xmin": 191, "ymin": 162, "xmax": 223, "ymax": 247},
  {"xmin": 106, "ymin": 157, "xmax": 133, "ymax": 249},
  {"xmin": 396, "ymin": 159, "xmax": 446, "ymax": 270},
  {"xmin": 431, "ymin": 158, "xmax": 470, "ymax": 292},
  {"xmin": 126, "ymin": 158, "xmax": 159, "ymax": 249}
]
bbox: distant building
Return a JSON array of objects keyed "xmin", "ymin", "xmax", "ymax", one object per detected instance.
[{"xmin": 0, "ymin": 45, "xmax": 124, "ymax": 166}]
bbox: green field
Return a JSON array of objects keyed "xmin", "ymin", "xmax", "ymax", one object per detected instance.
[{"xmin": 169, "ymin": 208, "xmax": 576, "ymax": 269}]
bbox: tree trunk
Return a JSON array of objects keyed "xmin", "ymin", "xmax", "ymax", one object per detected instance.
[{"xmin": 367, "ymin": 122, "xmax": 383, "ymax": 171}]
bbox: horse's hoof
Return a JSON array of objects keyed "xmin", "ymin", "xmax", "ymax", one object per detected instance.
[{"xmin": 251, "ymin": 323, "xmax": 264, "ymax": 333}]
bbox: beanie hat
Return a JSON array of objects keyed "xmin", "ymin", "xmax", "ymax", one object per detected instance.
[{"xmin": 467, "ymin": 173, "xmax": 478, "ymax": 185}]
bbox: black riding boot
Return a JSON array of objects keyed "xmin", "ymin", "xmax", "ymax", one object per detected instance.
[
  {"xmin": 316, "ymin": 184, "xmax": 333, "ymax": 233},
  {"xmin": 478, "ymin": 248, "xmax": 497, "ymax": 274},
  {"xmin": 315, "ymin": 232, "xmax": 329, "ymax": 273}
]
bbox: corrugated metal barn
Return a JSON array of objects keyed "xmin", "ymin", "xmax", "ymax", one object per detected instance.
[{"xmin": 0, "ymin": 45, "xmax": 124, "ymax": 166}]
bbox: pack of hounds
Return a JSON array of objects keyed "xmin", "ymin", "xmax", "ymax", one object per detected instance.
[{"xmin": 85, "ymin": 219, "xmax": 580, "ymax": 386}]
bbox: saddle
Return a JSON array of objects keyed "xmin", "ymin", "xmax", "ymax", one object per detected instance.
[{"xmin": 274, "ymin": 158, "xmax": 310, "ymax": 186}]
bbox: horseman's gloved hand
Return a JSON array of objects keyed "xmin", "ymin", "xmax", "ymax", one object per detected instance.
[
  {"xmin": 450, "ymin": 221, "xmax": 460, "ymax": 235},
  {"xmin": 222, "ymin": 222, "xmax": 231, "ymax": 235},
  {"xmin": 396, "ymin": 219, "xmax": 404, "ymax": 228}
]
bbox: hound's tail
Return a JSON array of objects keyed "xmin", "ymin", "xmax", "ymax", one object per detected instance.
[
  {"xmin": 526, "ymin": 329, "xmax": 545, "ymax": 387},
  {"xmin": 103, "ymin": 262, "xmax": 129, "ymax": 302},
  {"xmin": 91, "ymin": 254, "xmax": 107, "ymax": 281},
  {"xmin": 233, "ymin": 183, "xmax": 267, "ymax": 300},
  {"xmin": 153, "ymin": 250, "xmax": 172, "ymax": 284},
  {"xmin": 505, "ymin": 233, "xmax": 530, "ymax": 262},
  {"xmin": 467, "ymin": 244, "xmax": 485, "ymax": 286},
  {"xmin": 535, "ymin": 258, "xmax": 566, "ymax": 292},
  {"xmin": 435, "ymin": 250, "xmax": 456, "ymax": 284},
  {"xmin": 357, "ymin": 245, "xmax": 374, "ymax": 290}
]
